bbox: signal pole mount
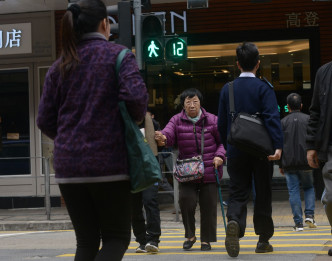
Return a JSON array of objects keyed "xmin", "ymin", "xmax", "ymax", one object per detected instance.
[{"xmin": 133, "ymin": 0, "xmax": 143, "ymax": 70}]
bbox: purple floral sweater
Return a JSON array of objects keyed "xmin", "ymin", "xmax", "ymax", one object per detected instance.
[
  {"xmin": 37, "ymin": 35, "xmax": 148, "ymax": 184},
  {"xmin": 161, "ymin": 108, "xmax": 226, "ymax": 183}
]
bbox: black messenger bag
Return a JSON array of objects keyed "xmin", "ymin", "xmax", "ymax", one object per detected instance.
[{"xmin": 227, "ymin": 81, "xmax": 274, "ymax": 159}]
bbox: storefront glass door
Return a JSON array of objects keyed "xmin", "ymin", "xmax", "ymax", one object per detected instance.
[{"xmin": 0, "ymin": 68, "xmax": 30, "ymax": 175}]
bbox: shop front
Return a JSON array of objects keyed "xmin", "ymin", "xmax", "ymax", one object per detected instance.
[
  {"xmin": 139, "ymin": 0, "xmax": 331, "ymax": 198},
  {"xmin": 0, "ymin": 11, "xmax": 59, "ymax": 208}
]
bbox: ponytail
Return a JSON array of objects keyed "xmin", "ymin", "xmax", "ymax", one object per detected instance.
[
  {"xmin": 59, "ymin": 4, "xmax": 81, "ymax": 77},
  {"xmin": 58, "ymin": 0, "xmax": 107, "ymax": 77}
]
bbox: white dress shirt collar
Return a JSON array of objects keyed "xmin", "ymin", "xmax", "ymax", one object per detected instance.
[{"xmin": 239, "ymin": 72, "xmax": 256, "ymax": 78}]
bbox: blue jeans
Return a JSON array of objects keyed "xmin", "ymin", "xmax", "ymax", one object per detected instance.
[{"xmin": 285, "ymin": 170, "xmax": 315, "ymax": 224}]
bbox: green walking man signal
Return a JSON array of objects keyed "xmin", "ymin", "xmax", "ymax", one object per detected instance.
[
  {"xmin": 148, "ymin": 40, "xmax": 160, "ymax": 58},
  {"xmin": 143, "ymin": 39, "xmax": 163, "ymax": 61}
]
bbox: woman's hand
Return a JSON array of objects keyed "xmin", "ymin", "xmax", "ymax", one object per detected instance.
[
  {"xmin": 155, "ymin": 131, "xmax": 166, "ymax": 146},
  {"xmin": 213, "ymin": 156, "xmax": 223, "ymax": 168}
]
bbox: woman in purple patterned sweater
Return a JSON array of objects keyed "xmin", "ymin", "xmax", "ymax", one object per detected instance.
[{"xmin": 37, "ymin": 0, "xmax": 148, "ymax": 260}]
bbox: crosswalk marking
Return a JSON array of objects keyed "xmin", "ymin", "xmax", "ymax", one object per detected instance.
[
  {"xmin": 124, "ymin": 250, "xmax": 327, "ymax": 255},
  {"xmin": 56, "ymin": 226, "xmax": 332, "ymax": 258}
]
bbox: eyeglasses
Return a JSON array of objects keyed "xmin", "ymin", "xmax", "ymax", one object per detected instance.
[{"xmin": 184, "ymin": 100, "xmax": 200, "ymax": 106}]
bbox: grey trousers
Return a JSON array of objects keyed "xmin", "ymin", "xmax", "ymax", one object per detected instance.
[{"xmin": 322, "ymin": 146, "xmax": 332, "ymax": 226}]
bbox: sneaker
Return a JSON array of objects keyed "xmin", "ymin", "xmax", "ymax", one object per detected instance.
[
  {"xmin": 305, "ymin": 215, "xmax": 317, "ymax": 228},
  {"xmin": 225, "ymin": 220, "xmax": 240, "ymax": 257},
  {"xmin": 135, "ymin": 244, "xmax": 147, "ymax": 253},
  {"xmin": 255, "ymin": 242, "xmax": 273, "ymax": 253},
  {"xmin": 293, "ymin": 223, "xmax": 304, "ymax": 231},
  {"xmin": 145, "ymin": 242, "xmax": 159, "ymax": 252}
]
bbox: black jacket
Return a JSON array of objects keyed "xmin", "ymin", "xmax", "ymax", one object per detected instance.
[
  {"xmin": 306, "ymin": 61, "xmax": 332, "ymax": 162},
  {"xmin": 281, "ymin": 111, "xmax": 311, "ymax": 170}
]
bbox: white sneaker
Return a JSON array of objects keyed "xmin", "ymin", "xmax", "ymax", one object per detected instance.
[
  {"xmin": 293, "ymin": 223, "xmax": 304, "ymax": 231},
  {"xmin": 305, "ymin": 217, "xmax": 317, "ymax": 228},
  {"xmin": 135, "ymin": 245, "xmax": 147, "ymax": 253},
  {"xmin": 145, "ymin": 242, "xmax": 159, "ymax": 252}
]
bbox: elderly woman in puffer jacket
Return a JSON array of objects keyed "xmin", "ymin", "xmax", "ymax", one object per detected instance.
[{"xmin": 155, "ymin": 88, "xmax": 226, "ymax": 251}]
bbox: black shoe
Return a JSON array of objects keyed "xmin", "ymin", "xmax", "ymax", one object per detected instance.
[
  {"xmin": 145, "ymin": 242, "xmax": 159, "ymax": 252},
  {"xmin": 225, "ymin": 220, "xmax": 240, "ymax": 257},
  {"xmin": 201, "ymin": 242, "xmax": 211, "ymax": 251},
  {"xmin": 328, "ymin": 248, "xmax": 332, "ymax": 256},
  {"xmin": 183, "ymin": 237, "xmax": 196, "ymax": 250},
  {"xmin": 255, "ymin": 242, "xmax": 273, "ymax": 253}
]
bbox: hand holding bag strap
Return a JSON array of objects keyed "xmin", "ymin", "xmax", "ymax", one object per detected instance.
[{"xmin": 228, "ymin": 81, "xmax": 235, "ymax": 122}]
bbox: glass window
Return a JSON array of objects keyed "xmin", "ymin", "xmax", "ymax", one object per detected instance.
[
  {"xmin": 0, "ymin": 69, "xmax": 30, "ymax": 175},
  {"xmin": 145, "ymin": 39, "xmax": 311, "ymax": 126}
]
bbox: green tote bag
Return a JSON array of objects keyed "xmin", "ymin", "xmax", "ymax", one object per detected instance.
[{"xmin": 116, "ymin": 49, "xmax": 162, "ymax": 193}]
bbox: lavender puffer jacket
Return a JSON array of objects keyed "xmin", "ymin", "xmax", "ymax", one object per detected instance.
[{"xmin": 161, "ymin": 108, "xmax": 226, "ymax": 183}]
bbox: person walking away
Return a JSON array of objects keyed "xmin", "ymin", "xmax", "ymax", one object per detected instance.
[
  {"xmin": 306, "ymin": 60, "xmax": 332, "ymax": 256},
  {"xmin": 218, "ymin": 42, "xmax": 283, "ymax": 257},
  {"xmin": 155, "ymin": 88, "xmax": 226, "ymax": 251},
  {"xmin": 132, "ymin": 112, "xmax": 161, "ymax": 253},
  {"xmin": 279, "ymin": 93, "xmax": 316, "ymax": 231},
  {"xmin": 37, "ymin": 1, "xmax": 148, "ymax": 260}
]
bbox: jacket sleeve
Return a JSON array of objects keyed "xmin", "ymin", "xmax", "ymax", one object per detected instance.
[
  {"xmin": 217, "ymin": 85, "xmax": 229, "ymax": 148},
  {"xmin": 36, "ymin": 68, "xmax": 58, "ymax": 140},
  {"xmin": 261, "ymin": 85, "xmax": 283, "ymax": 150},
  {"xmin": 212, "ymin": 116, "xmax": 226, "ymax": 161},
  {"xmin": 161, "ymin": 115, "xmax": 178, "ymax": 147},
  {"xmin": 306, "ymin": 67, "xmax": 322, "ymax": 150},
  {"xmin": 118, "ymin": 51, "xmax": 148, "ymax": 122}
]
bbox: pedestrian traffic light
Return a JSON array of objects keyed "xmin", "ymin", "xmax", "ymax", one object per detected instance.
[
  {"xmin": 107, "ymin": 1, "xmax": 132, "ymax": 49},
  {"xmin": 165, "ymin": 37, "xmax": 187, "ymax": 61},
  {"xmin": 141, "ymin": 13, "xmax": 165, "ymax": 62}
]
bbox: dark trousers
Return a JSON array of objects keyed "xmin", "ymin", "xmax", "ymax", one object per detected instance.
[
  {"xmin": 131, "ymin": 183, "xmax": 161, "ymax": 244},
  {"xmin": 59, "ymin": 181, "xmax": 131, "ymax": 261},
  {"xmin": 179, "ymin": 182, "xmax": 217, "ymax": 242},
  {"xmin": 227, "ymin": 156, "xmax": 274, "ymax": 243}
]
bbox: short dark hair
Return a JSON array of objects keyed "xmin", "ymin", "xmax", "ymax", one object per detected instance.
[
  {"xmin": 236, "ymin": 42, "xmax": 260, "ymax": 71},
  {"xmin": 180, "ymin": 88, "xmax": 203, "ymax": 107},
  {"xmin": 287, "ymin": 93, "xmax": 302, "ymax": 110}
]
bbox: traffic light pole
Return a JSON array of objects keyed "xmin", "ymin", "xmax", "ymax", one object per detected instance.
[{"xmin": 133, "ymin": 0, "xmax": 143, "ymax": 70}]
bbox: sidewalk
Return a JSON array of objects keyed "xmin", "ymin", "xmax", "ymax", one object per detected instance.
[{"xmin": 0, "ymin": 200, "xmax": 329, "ymax": 231}]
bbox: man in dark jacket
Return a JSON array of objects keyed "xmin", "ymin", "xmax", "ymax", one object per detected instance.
[
  {"xmin": 280, "ymin": 93, "xmax": 316, "ymax": 232},
  {"xmin": 306, "ymin": 61, "xmax": 332, "ymax": 256},
  {"xmin": 218, "ymin": 42, "xmax": 283, "ymax": 258}
]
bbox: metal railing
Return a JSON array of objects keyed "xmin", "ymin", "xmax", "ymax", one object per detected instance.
[
  {"xmin": 0, "ymin": 156, "xmax": 52, "ymax": 220},
  {"xmin": 157, "ymin": 151, "xmax": 180, "ymax": 222},
  {"xmin": 0, "ymin": 153, "xmax": 183, "ymax": 222}
]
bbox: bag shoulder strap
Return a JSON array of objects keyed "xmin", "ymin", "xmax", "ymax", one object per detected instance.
[
  {"xmin": 115, "ymin": 48, "xmax": 131, "ymax": 77},
  {"xmin": 228, "ymin": 81, "xmax": 236, "ymax": 121},
  {"xmin": 193, "ymin": 119, "xmax": 205, "ymax": 156},
  {"xmin": 201, "ymin": 120, "xmax": 205, "ymax": 155}
]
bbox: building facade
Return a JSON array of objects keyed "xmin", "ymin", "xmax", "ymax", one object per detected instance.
[{"xmin": 0, "ymin": 0, "xmax": 331, "ymax": 207}]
